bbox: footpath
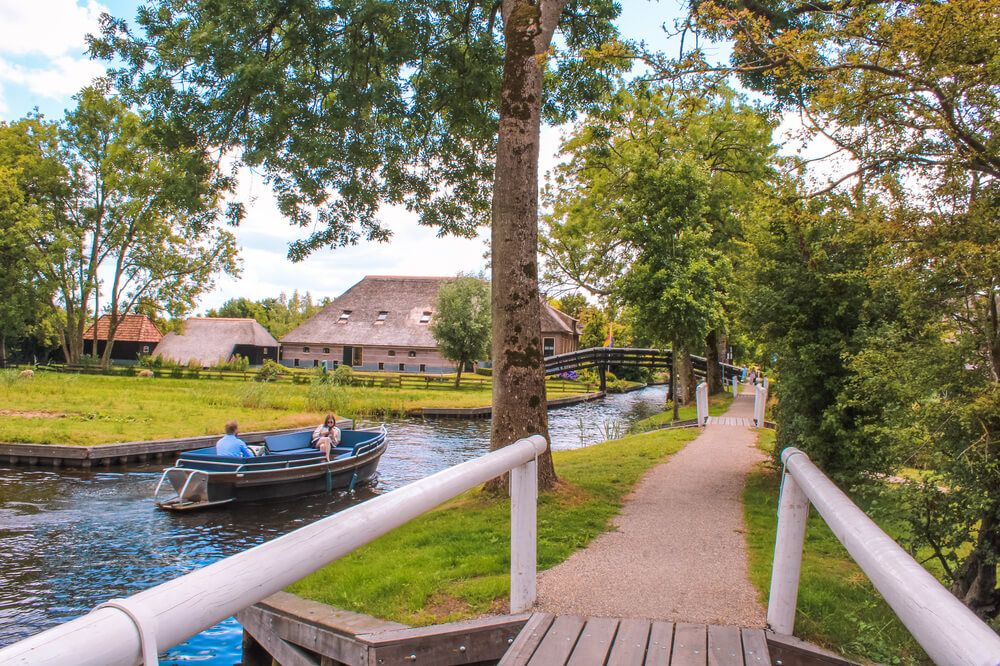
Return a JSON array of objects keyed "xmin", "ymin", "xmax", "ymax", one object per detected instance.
[{"xmin": 535, "ymin": 388, "xmax": 768, "ymax": 627}]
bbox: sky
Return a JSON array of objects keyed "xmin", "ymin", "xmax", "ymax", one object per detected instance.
[{"xmin": 0, "ymin": 0, "xmax": 708, "ymax": 313}]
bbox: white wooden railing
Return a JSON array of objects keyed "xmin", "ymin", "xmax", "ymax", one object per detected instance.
[
  {"xmin": 753, "ymin": 384, "xmax": 768, "ymax": 427},
  {"xmin": 0, "ymin": 435, "xmax": 548, "ymax": 666},
  {"xmin": 695, "ymin": 381, "xmax": 708, "ymax": 426},
  {"xmin": 769, "ymin": 447, "xmax": 1000, "ymax": 665}
]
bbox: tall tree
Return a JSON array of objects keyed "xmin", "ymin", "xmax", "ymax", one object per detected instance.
[
  {"xmin": 430, "ymin": 278, "xmax": 492, "ymax": 387},
  {"xmin": 92, "ymin": 0, "xmax": 624, "ymax": 489}
]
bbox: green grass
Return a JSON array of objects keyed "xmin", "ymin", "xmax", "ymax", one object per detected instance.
[
  {"xmin": 0, "ymin": 371, "xmax": 495, "ymax": 445},
  {"xmin": 744, "ymin": 430, "xmax": 930, "ymax": 664},
  {"xmin": 287, "ymin": 426, "xmax": 700, "ymax": 625}
]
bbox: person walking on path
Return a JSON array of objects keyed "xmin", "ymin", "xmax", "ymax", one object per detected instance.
[{"xmin": 534, "ymin": 388, "xmax": 767, "ymax": 627}]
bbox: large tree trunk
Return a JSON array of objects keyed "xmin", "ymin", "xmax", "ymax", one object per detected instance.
[
  {"xmin": 705, "ymin": 329, "xmax": 723, "ymax": 394},
  {"xmin": 487, "ymin": 0, "xmax": 565, "ymax": 493},
  {"xmin": 678, "ymin": 345, "xmax": 696, "ymax": 404},
  {"xmin": 951, "ymin": 508, "xmax": 1000, "ymax": 619}
]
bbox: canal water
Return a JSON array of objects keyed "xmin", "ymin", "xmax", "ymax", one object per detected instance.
[{"xmin": 0, "ymin": 386, "xmax": 668, "ymax": 663}]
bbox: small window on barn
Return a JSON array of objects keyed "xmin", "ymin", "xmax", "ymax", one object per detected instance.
[
  {"xmin": 378, "ymin": 362, "xmax": 385, "ymax": 370},
  {"xmin": 419, "ymin": 311, "xmax": 432, "ymax": 324},
  {"xmin": 323, "ymin": 347, "xmax": 330, "ymax": 354},
  {"xmin": 303, "ymin": 346, "xmax": 310, "ymax": 353},
  {"xmin": 313, "ymin": 359, "xmax": 319, "ymax": 367},
  {"xmin": 543, "ymin": 337, "xmax": 555, "ymax": 357},
  {"xmin": 338, "ymin": 310, "xmax": 352, "ymax": 322},
  {"xmin": 408, "ymin": 350, "xmax": 416, "ymax": 358},
  {"xmin": 388, "ymin": 350, "xmax": 396, "ymax": 357},
  {"xmin": 419, "ymin": 364, "xmax": 426, "ymax": 372},
  {"xmin": 294, "ymin": 359, "xmax": 300, "ymax": 367},
  {"xmin": 376, "ymin": 311, "xmax": 388, "ymax": 322},
  {"xmin": 399, "ymin": 363, "xmax": 406, "ymax": 372},
  {"xmin": 142, "ymin": 345, "xmax": 149, "ymax": 353}
]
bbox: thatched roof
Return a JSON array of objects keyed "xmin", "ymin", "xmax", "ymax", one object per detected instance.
[
  {"xmin": 282, "ymin": 275, "xmax": 580, "ymax": 348},
  {"xmin": 83, "ymin": 314, "xmax": 162, "ymax": 343},
  {"xmin": 281, "ymin": 276, "xmax": 454, "ymax": 348},
  {"xmin": 153, "ymin": 318, "xmax": 278, "ymax": 366}
]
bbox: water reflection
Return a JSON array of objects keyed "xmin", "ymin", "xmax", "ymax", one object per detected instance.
[{"xmin": 0, "ymin": 386, "xmax": 668, "ymax": 663}]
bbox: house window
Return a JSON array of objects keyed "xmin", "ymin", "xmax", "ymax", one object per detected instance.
[
  {"xmin": 142, "ymin": 345, "xmax": 149, "ymax": 353},
  {"xmin": 378, "ymin": 362, "xmax": 385, "ymax": 370},
  {"xmin": 388, "ymin": 350, "xmax": 396, "ymax": 357},
  {"xmin": 338, "ymin": 310, "xmax": 352, "ymax": 322},
  {"xmin": 408, "ymin": 350, "xmax": 416, "ymax": 358},
  {"xmin": 543, "ymin": 337, "xmax": 555, "ymax": 357},
  {"xmin": 294, "ymin": 359, "xmax": 300, "ymax": 367},
  {"xmin": 419, "ymin": 311, "xmax": 432, "ymax": 324},
  {"xmin": 376, "ymin": 311, "xmax": 388, "ymax": 322},
  {"xmin": 323, "ymin": 347, "xmax": 330, "ymax": 354},
  {"xmin": 313, "ymin": 359, "xmax": 319, "ymax": 367},
  {"xmin": 419, "ymin": 364, "xmax": 426, "ymax": 372},
  {"xmin": 399, "ymin": 363, "xmax": 406, "ymax": 372},
  {"xmin": 303, "ymin": 346, "xmax": 310, "ymax": 353}
]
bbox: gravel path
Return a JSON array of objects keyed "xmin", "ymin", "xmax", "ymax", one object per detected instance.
[{"xmin": 535, "ymin": 388, "xmax": 768, "ymax": 627}]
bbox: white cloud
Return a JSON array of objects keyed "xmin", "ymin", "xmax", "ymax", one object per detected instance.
[{"xmin": 0, "ymin": 0, "xmax": 106, "ymax": 58}]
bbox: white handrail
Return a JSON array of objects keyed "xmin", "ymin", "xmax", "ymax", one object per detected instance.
[
  {"xmin": 769, "ymin": 447, "xmax": 1000, "ymax": 665},
  {"xmin": 753, "ymin": 384, "xmax": 767, "ymax": 427},
  {"xmin": 0, "ymin": 434, "xmax": 549, "ymax": 666}
]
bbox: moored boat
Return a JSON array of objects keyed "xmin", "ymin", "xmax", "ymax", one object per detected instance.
[{"xmin": 153, "ymin": 426, "xmax": 388, "ymax": 510}]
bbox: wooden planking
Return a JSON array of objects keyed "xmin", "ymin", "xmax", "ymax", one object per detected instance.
[
  {"xmin": 566, "ymin": 617, "xmax": 619, "ymax": 666},
  {"xmin": 526, "ymin": 615, "xmax": 587, "ymax": 665},
  {"xmin": 670, "ymin": 623, "xmax": 708, "ymax": 666},
  {"xmin": 708, "ymin": 625, "xmax": 743, "ymax": 666},
  {"xmin": 644, "ymin": 621, "xmax": 675, "ymax": 666},
  {"xmin": 499, "ymin": 613, "xmax": 555, "ymax": 666},
  {"xmin": 740, "ymin": 629, "xmax": 772, "ymax": 666},
  {"xmin": 606, "ymin": 618, "xmax": 651, "ymax": 666}
]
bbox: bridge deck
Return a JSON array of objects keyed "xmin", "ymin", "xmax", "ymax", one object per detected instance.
[
  {"xmin": 704, "ymin": 416, "xmax": 756, "ymax": 427},
  {"xmin": 500, "ymin": 613, "xmax": 771, "ymax": 666}
]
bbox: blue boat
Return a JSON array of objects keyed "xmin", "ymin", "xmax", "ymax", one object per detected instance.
[{"xmin": 153, "ymin": 426, "xmax": 388, "ymax": 510}]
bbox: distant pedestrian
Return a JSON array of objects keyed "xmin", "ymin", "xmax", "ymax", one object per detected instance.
[
  {"xmin": 216, "ymin": 420, "xmax": 254, "ymax": 457},
  {"xmin": 748, "ymin": 367, "xmax": 758, "ymax": 386}
]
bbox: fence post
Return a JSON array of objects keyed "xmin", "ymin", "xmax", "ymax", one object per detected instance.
[
  {"xmin": 510, "ymin": 456, "xmax": 538, "ymax": 613},
  {"xmin": 753, "ymin": 385, "xmax": 768, "ymax": 427},
  {"xmin": 767, "ymin": 459, "xmax": 809, "ymax": 634},
  {"xmin": 695, "ymin": 382, "xmax": 708, "ymax": 426},
  {"xmin": 732, "ymin": 375, "xmax": 739, "ymax": 399}
]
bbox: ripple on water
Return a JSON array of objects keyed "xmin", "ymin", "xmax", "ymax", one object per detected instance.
[{"xmin": 0, "ymin": 387, "xmax": 669, "ymax": 661}]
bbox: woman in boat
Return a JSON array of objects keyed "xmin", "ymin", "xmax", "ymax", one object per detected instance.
[{"xmin": 311, "ymin": 414, "xmax": 341, "ymax": 460}]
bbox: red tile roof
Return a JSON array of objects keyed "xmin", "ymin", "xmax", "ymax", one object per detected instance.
[{"xmin": 83, "ymin": 314, "xmax": 163, "ymax": 343}]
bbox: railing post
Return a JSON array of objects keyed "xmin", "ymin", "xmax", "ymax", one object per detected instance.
[
  {"xmin": 695, "ymin": 381, "xmax": 708, "ymax": 426},
  {"xmin": 753, "ymin": 385, "xmax": 768, "ymax": 427},
  {"xmin": 510, "ymin": 455, "xmax": 538, "ymax": 613},
  {"xmin": 767, "ymin": 459, "xmax": 809, "ymax": 634},
  {"xmin": 732, "ymin": 375, "xmax": 739, "ymax": 398}
]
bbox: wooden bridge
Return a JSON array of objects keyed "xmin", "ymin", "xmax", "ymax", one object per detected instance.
[{"xmin": 544, "ymin": 347, "xmax": 743, "ymax": 391}]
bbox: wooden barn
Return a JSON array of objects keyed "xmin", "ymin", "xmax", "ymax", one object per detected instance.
[
  {"xmin": 152, "ymin": 318, "xmax": 279, "ymax": 367},
  {"xmin": 280, "ymin": 275, "xmax": 580, "ymax": 373},
  {"xmin": 82, "ymin": 314, "xmax": 163, "ymax": 363}
]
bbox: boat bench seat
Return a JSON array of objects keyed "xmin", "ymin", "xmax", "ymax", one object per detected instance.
[{"xmin": 264, "ymin": 430, "xmax": 316, "ymax": 455}]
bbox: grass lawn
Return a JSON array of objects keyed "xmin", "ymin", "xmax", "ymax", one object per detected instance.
[
  {"xmin": 287, "ymin": 425, "xmax": 700, "ymax": 625},
  {"xmin": 744, "ymin": 430, "xmax": 931, "ymax": 664}
]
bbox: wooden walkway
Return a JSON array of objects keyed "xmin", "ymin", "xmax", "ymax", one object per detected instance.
[
  {"xmin": 500, "ymin": 614, "xmax": 771, "ymax": 666},
  {"xmin": 704, "ymin": 416, "xmax": 756, "ymax": 427}
]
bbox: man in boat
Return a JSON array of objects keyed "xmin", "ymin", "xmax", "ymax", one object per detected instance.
[{"xmin": 216, "ymin": 420, "xmax": 255, "ymax": 457}]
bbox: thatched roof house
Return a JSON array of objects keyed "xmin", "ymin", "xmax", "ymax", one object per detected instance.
[
  {"xmin": 280, "ymin": 275, "xmax": 580, "ymax": 372},
  {"xmin": 82, "ymin": 314, "xmax": 163, "ymax": 362},
  {"xmin": 152, "ymin": 318, "xmax": 279, "ymax": 367}
]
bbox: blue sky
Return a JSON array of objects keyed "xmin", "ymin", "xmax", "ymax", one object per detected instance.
[{"xmin": 0, "ymin": 0, "xmax": 694, "ymax": 312}]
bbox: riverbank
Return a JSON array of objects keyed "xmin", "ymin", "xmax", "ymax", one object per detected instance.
[{"xmin": 0, "ymin": 371, "xmax": 601, "ymax": 449}]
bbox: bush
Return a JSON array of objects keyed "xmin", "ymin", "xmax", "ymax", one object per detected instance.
[
  {"xmin": 78, "ymin": 354, "xmax": 100, "ymax": 368},
  {"xmin": 333, "ymin": 365, "xmax": 354, "ymax": 386},
  {"xmin": 474, "ymin": 366, "xmax": 492, "ymax": 377},
  {"xmin": 312, "ymin": 364, "xmax": 332, "ymax": 385},
  {"xmin": 255, "ymin": 359, "xmax": 286, "ymax": 383}
]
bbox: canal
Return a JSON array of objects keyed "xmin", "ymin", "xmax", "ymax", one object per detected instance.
[{"xmin": 0, "ymin": 386, "xmax": 668, "ymax": 663}]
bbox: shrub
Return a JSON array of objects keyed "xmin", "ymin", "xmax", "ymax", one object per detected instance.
[
  {"xmin": 255, "ymin": 359, "xmax": 286, "ymax": 383},
  {"xmin": 312, "ymin": 364, "xmax": 332, "ymax": 385},
  {"xmin": 474, "ymin": 366, "xmax": 492, "ymax": 377},
  {"xmin": 333, "ymin": 365, "xmax": 354, "ymax": 386}
]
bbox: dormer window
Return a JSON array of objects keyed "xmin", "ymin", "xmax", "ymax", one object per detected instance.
[
  {"xmin": 376, "ymin": 311, "xmax": 388, "ymax": 322},
  {"xmin": 419, "ymin": 311, "xmax": 432, "ymax": 324},
  {"xmin": 338, "ymin": 310, "xmax": 352, "ymax": 323}
]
